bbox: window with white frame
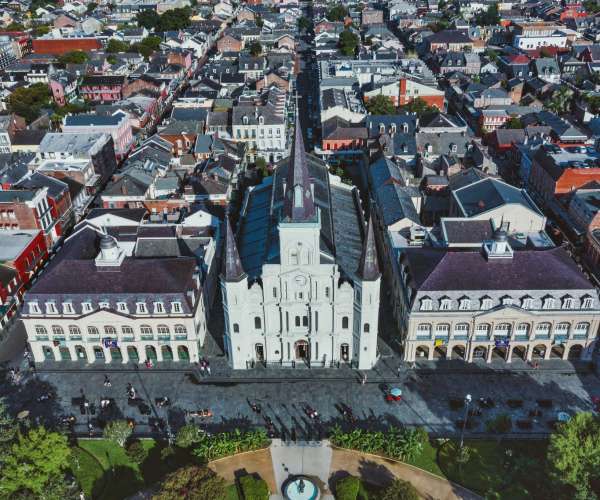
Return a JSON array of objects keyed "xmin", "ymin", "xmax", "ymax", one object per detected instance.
[
  {"xmin": 46, "ymin": 302, "xmax": 57, "ymax": 314},
  {"xmin": 171, "ymin": 302, "xmax": 182, "ymax": 313},
  {"xmin": 136, "ymin": 302, "xmax": 148, "ymax": 314},
  {"xmin": 476, "ymin": 323, "xmax": 490, "ymax": 336},
  {"xmin": 435, "ymin": 323, "xmax": 450, "ymax": 336},
  {"xmin": 63, "ymin": 302, "xmax": 74, "ymax": 314},
  {"xmin": 420, "ymin": 298, "xmax": 433, "ymax": 311},
  {"xmin": 35, "ymin": 325, "xmax": 47, "ymax": 336},
  {"xmin": 515, "ymin": 323, "xmax": 530, "ymax": 336},
  {"xmin": 542, "ymin": 297, "xmax": 555, "ymax": 310},
  {"xmin": 99, "ymin": 301, "xmax": 109, "ymax": 309},
  {"xmin": 439, "ymin": 298, "xmax": 451, "ymax": 310},
  {"xmin": 535, "ymin": 322, "xmax": 551, "ymax": 336},
  {"xmin": 157, "ymin": 325, "xmax": 170, "ymax": 335},
  {"xmin": 174, "ymin": 324, "xmax": 187, "ymax": 335},
  {"xmin": 501, "ymin": 297, "xmax": 513, "ymax": 306},
  {"xmin": 82, "ymin": 302, "xmax": 93, "ymax": 313},
  {"xmin": 453, "ymin": 323, "xmax": 469, "ymax": 335},
  {"xmin": 574, "ymin": 322, "xmax": 590, "ymax": 335},
  {"xmin": 480, "ymin": 297, "xmax": 493, "ymax": 310},
  {"xmin": 68, "ymin": 325, "xmax": 81, "ymax": 336},
  {"xmin": 583, "ymin": 297, "xmax": 594, "ymax": 309},
  {"xmin": 154, "ymin": 302, "xmax": 165, "ymax": 314},
  {"xmin": 562, "ymin": 297, "xmax": 574, "ymax": 309},
  {"xmin": 88, "ymin": 326, "xmax": 99, "ymax": 337},
  {"xmin": 416, "ymin": 323, "xmax": 431, "ymax": 336},
  {"xmin": 140, "ymin": 325, "xmax": 153, "ymax": 336},
  {"xmin": 121, "ymin": 326, "xmax": 134, "ymax": 336},
  {"xmin": 521, "ymin": 297, "xmax": 533, "ymax": 309},
  {"xmin": 459, "ymin": 298, "xmax": 470, "ymax": 310},
  {"xmin": 555, "ymin": 322, "xmax": 570, "ymax": 335},
  {"xmin": 51, "ymin": 325, "xmax": 64, "ymax": 336},
  {"xmin": 104, "ymin": 326, "xmax": 116, "ymax": 336},
  {"xmin": 29, "ymin": 302, "xmax": 40, "ymax": 314},
  {"xmin": 494, "ymin": 323, "xmax": 512, "ymax": 336},
  {"xmin": 117, "ymin": 302, "xmax": 128, "ymax": 313}
]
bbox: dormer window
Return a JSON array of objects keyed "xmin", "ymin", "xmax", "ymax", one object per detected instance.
[
  {"xmin": 451, "ymin": 143, "xmax": 458, "ymax": 153},
  {"xmin": 458, "ymin": 298, "xmax": 470, "ymax": 310},
  {"xmin": 543, "ymin": 297, "xmax": 555, "ymax": 310},
  {"xmin": 63, "ymin": 302, "xmax": 74, "ymax": 314},
  {"xmin": 403, "ymin": 123, "xmax": 409, "ymax": 133},
  {"xmin": 480, "ymin": 297, "xmax": 493, "ymax": 310},
  {"xmin": 562, "ymin": 297, "xmax": 574, "ymax": 309},
  {"xmin": 379, "ymin": 123, "xmax": 385, "ymax": 133},
  {"xmin": 583, "ymin": 297, "xmax": 594, "ymax": 309},
  {"xmin": 258, "ymin": 115, "xmax": 264, "ymax": 125},
  {"xmin": 154, "ymin": 302, "xmax": 165, "ymax": 314},
  {"xmin": 390, "ymin": 124, "xmax": 397, "ymax": 134},
  {"xmin": 29, "ymin": 302, "xmax": 40, "ymax": 314},
  {"xmin": 243, "ymin": 115, "xmax": 249, "ymax": 125},
  {"xmin": 99, "ymin": 301, "xmax": 109, "ymax": 309},
  {"xmin": 439, "ymin": 298, "xmax": 451, "ymax": 310},
  {"xmin": 420, "ymin": 297, "xmax": 433, "ymax": 311},
  {"xmin": 521, "ymin": 297, "xmax": 533, "ymax": 309},
  {"xmin": 136, "ymin": 302, "xmax": 148, "ymax": 314},
  {"xmin": 46, "ymin": 302, "xmax": 57, "ymax": 314},
  {"xmin": 502, "ymin": 297, "xmax": 513, "ymax": 306},
  {"xmin": 171, "ymin": 302, "xmax": 182, "ymax": 313},
  {"xmin": 117, "ymin": 302, "xmax": 128, "ymax": 313}
]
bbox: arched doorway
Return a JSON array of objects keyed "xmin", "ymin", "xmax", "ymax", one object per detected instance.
[
  {"xmin": 472, "ymin": 346, "xmax": 487, "ymax": 359},
  {"xmin": 177, "ymin": 345, "xmax": 190, "ymax": 361},
  {"xmin": 42, "ymin": 346, "xmax": 55, "ymax": 361},
  {"xmin": 93, "ymin": 346, "xmax": 104, "ymax": 360},
  {"xmin": 340, "ymin": 343, "xmax": 350, "ymax": 362},
  {"xmin": 74, "ymin": 345, "xmax": 87, "ymax": 360},
  {"xmin": 551, "ymin": 345, "xmax": 565, "ymax": 359},
  {"xmin": 568, "ymin": 344, "xmax": 583, "ymax": 360},
  {"xmin": 492, "ymin": 346, "xmax": 507, "ymax": 360},
  {"xmin": 145, "ymin": 345, "xmax": 157, "ymax": 362},
  {"xmin": 127, "ymin": 346, "xmax": 139, "ymax": 362},
  {"xmin": 532, "ymin": 344, "xmax": 547, "ymax": 359},
  {"xmin": 415, "ymin": 345, "xmax": 429, "ymax": 358},
  {"xmin": 255, "ymin": 343, "xmax": 264, "ymax": 361},
  {"xmin": 59, "ymin": 346, "xmax": 71, "ymax": 361},
  {"xmin": 434, "ymin": 345, "xmax": 447, "ymax": 359},
  {"xmin": 161, "ymin": 345, "xmax": 173, "ymax": 361},
  {"xmin": 451, "ymin": 345, "xmax": 466, "ymax": 360},
  {"xmin": 512, "ymin": 346, "xmax": 527, "ymax": 361},
  {"xmin": 295, "ymin": 340, "xmax": 309, "ymax": 360},
  {"xmin": 110, "ymin": 347, "xmax": 122, "ymax": 362}
]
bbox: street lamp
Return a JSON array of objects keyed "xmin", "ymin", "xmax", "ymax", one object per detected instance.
[{"xmin": 459, "ymin": 394, "xmax": 472, "ymax": 450}]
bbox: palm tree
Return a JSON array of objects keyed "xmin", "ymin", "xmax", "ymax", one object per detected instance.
[{"xmin": 545, "ymin": 87, "xmax": 574, "ymax": 115}]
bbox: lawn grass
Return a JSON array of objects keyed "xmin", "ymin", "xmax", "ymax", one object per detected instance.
[
  {"xmin": 226, "ymin": 483, "xmax": 240, "ymax": 500},
  {"xmin": 404, "ymin": 439, "xmax": 444, "ymax": 477}
]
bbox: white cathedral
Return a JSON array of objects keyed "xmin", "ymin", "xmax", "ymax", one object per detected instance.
[{"xmin": 220, "ymin": 118, "xmax": 381, "ymax": 370}]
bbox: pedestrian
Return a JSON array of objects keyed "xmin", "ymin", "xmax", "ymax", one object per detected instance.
[
  {"xmin": 199, "ymin": 361, "xmax": 205, "ymax": 375},
  {"xmin": 206, "ymin": 365, "xmax": 211, "ymax": 376},
  {"xmin": 397, "ymin": 366, "xmax": 401, "ymax": 378},
  {"xmin": 103, "ymin": 375, "xmax": 111, "ymax": 387}
]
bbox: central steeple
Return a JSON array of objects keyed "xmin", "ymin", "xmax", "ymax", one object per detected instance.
[{"xmin": 283, "ymin": 114, "xmax": 316, "ymax": 221}]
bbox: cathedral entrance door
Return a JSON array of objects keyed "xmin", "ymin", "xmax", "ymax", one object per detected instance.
[
  {"xmin": 255, "ymin": 343, "xmax": 264, "ymax": 361},
  {"xmin": 295, "ymin": 340, "xmax": 309, "ymax": 360}
]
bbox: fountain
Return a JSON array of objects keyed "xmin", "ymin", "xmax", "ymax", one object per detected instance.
[{"xmin": 283, "ymin": 476, "xmax": 320, "ymax": 500}]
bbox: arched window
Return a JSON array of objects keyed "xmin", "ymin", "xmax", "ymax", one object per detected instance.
[
  {"xmin": 68, "ymin": 325, "xmax": 81, "ymax": 336},
  {"xmin": 233, "ymin": 323, "xmax": 240, "ymax": 333},
  {"xmin": 403, "ymin": 123, "xmax": 409, "ymax": 133},
  {"xmin": 453, "ymin": 323, "xmax": 469, "ymax": 335},
  {"xmin": 157, "ymin": 325, "xmax": 170, "ymax": 335},
  {"xmin": 104, "ymin": 326, "xmax": 116, "ymax": 336},
  {"xmin": 494, "ymin": 323, "xmax": 511, "ymax": 336},
  {"xmin": 88, "ymin": 326, "xmax": 99, "ymax": 336},
  {"xmin": 575, "ymin": 322, "xmax": 590, "ymax": 335},
  {"xmin": 342, "ymin": 316, "xmax": 349, "ymax": 329},
  {"xmin": 516, "ymin": 323, "xmax": 530, "ymax": 336},
  {"xmin": 140, "ymin": 325, "xmax": 153, "ymax": 335},
  {"xmin": 476, "ymin": 323, "xmax": 491, "ymax": 336},
  {"xmin": 420, "ymin": 297, "xmax": 433, "ymax": 311},
  {"xmin": 122, "ymin": 326, "xmax": 134, "ymax": 335},
  {"xmin": 555, "ymin": 322, "xmax": 570, "ymax": 335},
  {"xmin": 435, "ymin": 323, "xmax": 450, "ymax": 335},
  {"xmin": 416, "ymin": 323, "xmax": 431, "ymax": 336},
  {"xmin": 174, "ymin": 324, "xmax": 187, "ymax": 334},
  {"xmin": 535, "ymin": 322, "xmax": 551, "ymax": 336},
  {"xmin": 295, "ymin": 316, "xmax": 301, "ymax": 327},
  {"xmin": 254, "ymin": 316, "xmax": 262, "ymax": 329},
  {"xmin": 35, "ymin": 325, "xmax": 47, "ymax": 336},
  {"xmin": 52, "ymin": 325, "xmax": 64, "ymax": 336},
  {"xmin": 364, "ymin": 323, "xmax": 370, "ymax": 333}
]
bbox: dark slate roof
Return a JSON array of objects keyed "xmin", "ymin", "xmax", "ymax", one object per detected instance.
[
  {"xmin": 87, "ymin": 208, "xmax": 147, "ymax": 223},
  {"xmin": 448, "ymin": 167, "xmax": 489, "ymax": 191},
  {"xmin": 453, "ymin": 178, "xmax": 541, "ymax": 217},
  {"xmin": 15, "ymin": 172, "xmax": 68, "ymax": 199},
  {"xmin": 223, "ymin": 216, "xmax": 245, "ymax": 282},
  {"xmin": 404, "ymin": 247, "xmax": 594, "ymax": 292},
  {"xmin": 11, "ymin": 129, "xmax": 47, "ymax": 146},
  {"xmin": 441, "ymin": 219, "xmax": 494, "ymax": 245},
  {"xmin": 426, "ymin": 29, "xmax": 472, "ymax": 44}
]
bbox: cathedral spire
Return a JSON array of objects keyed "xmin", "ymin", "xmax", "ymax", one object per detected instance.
[
  {"xmin": 223, "ymin": 217, "xmax": 245, "ymax": 282},
  {"xmin": 283, "ymin": 114, "xmax": 316, "ymax": 221},
  {"xmin": 357, "ymin": 216, "xmax": 380, "ymax": 281}
]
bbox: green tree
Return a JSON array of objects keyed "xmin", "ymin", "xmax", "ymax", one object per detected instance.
[
  {"xmin": 338, "ymin": 30, "xmax": 359, "ymax": 56},
  {"xmin": 380, "ymin": 479, "xmax": 419, "ymax": 500},
  {"xmin": 0, "ymin": 397, "xmax": 17, "ymax": 447},
  {"xmin": 8, "ymin": 83, "xmax": 50, "ymax": 123},
  {"xmin": 103, "ymin": 420, "xmax": 132, "ymax": 448},
  {"xmin": 365, "ymin": 94, "xmax": 396, "ymax": 115},
  {"xmin": 548, "ymin": 412, "xmax": 600, "ymax": 500},
  {"xmin": 239, "ymin": 475, "xmax": 269, "ymax": 500},
  {"xmin": 298, "ymin": 16, "xmax": 312, "ymax": 32},
  {"xmin": 107, "ymin": 55, "xmax": 118, "ymax": 65},
  {"xmin": 106, "ymin": 38, "xmax": 130, "ymax": 53},
  {"xmin": 255, "ymin": 157, "xmax": 269, "ymax": 178},
  {"xmin": 125, "ymin": 440, "xmax": 148, "ymax": 464},
  {"xmin": 545, "ymin": 87, "xmax": 573, "ymax": 115},
  {"xmin": 505, "ymin": 116, "xmax": 523, "ymax": 129},
  {"xmin": 175, "ymin": 423, "xmax": 205, "ymax": 448},
  {"xmin": 255, "ymin": 15, "xmax": 263, "ymax": 28},
  {"xmin": 474, "ymin": 3, "xmax": 500, "ymax": 26},
  {"xmin": 336, "ymin": 476, "xmax": 360, "ymax": 500},
  {"xmin": 584, "ymin": 0, "xmax": 600, "ymax": 13},
  {"xmin": 0, "ymin": 427, "xmax": 71, "ymax": 498},
  {"xmin": 153, "ymin": 465, "xmax": 226, "ymax": 500},
  {"xmin": 86, "ymin": 2, "xmax": 98, "ymax": 13},
  {"xmin": 327, "ymin": 4, "xmax": 348, "ymax": 21},
  {"xmin": 157, "ymin": 7, "xmax": 192, "ymax": 31},
  {"xmin": 400, "ymin": 97, "xmax": 437, "ymax": 117},
  {"xmin": 248, "ymin": 41, "xmax": 262, "ymax": 56},
  {"xmin": 136, "ymin": 9, "xmax": 161, "ymax": 29},
  {"xmin": 57, "ymin": 50, "xmax": 89, "ymax": 64},
  {"xmin": 32, "ymin": 25, "xmax": 50, "ymax": 36},
  {"xmin": 2, "ymin": 22, "xmax": 25, "ymax": 31},
  {"xmin": 132, "ymin": 35, "xmax": 162, "ymax": 59},
  {"xmin": 585, "ymin": 94, "xmax": 600, "ymax": 115}
]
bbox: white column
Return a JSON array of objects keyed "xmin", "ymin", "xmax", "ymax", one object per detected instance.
[
  {"xmin": 526, "ymin": 344, "xmax": 533, "ymax": 362},
  {"xmin": 121, "ymin": 345, "xmax": 129, "ymax": 364},
  {"xmin": 172, "ymin": 344, "xmax": 180, "ymax": 362},
  {"xmin": 486, "ymin": 347, "xmax": 493, "ymax": 363},
  {"xmin": 155, "ymin": 344, "xmax": 163, "ymax": 362},
  {"xmin": 543, "ymin": 343, "xmax": 551, "ymax": 360},
  {"xmin": 562, "ymin": 344, "xmax": 569, "ymax": 360},
  {"xmin": 52, "ymin": 344, "xmax": 61, "ymax": 361},
  {"xmin": 85, "ymin": 345, "xmax": 96, "ymax": 363},
  {"xmin": 30, "ymin": 342, "xmax": 45, "ymax": 362}
]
